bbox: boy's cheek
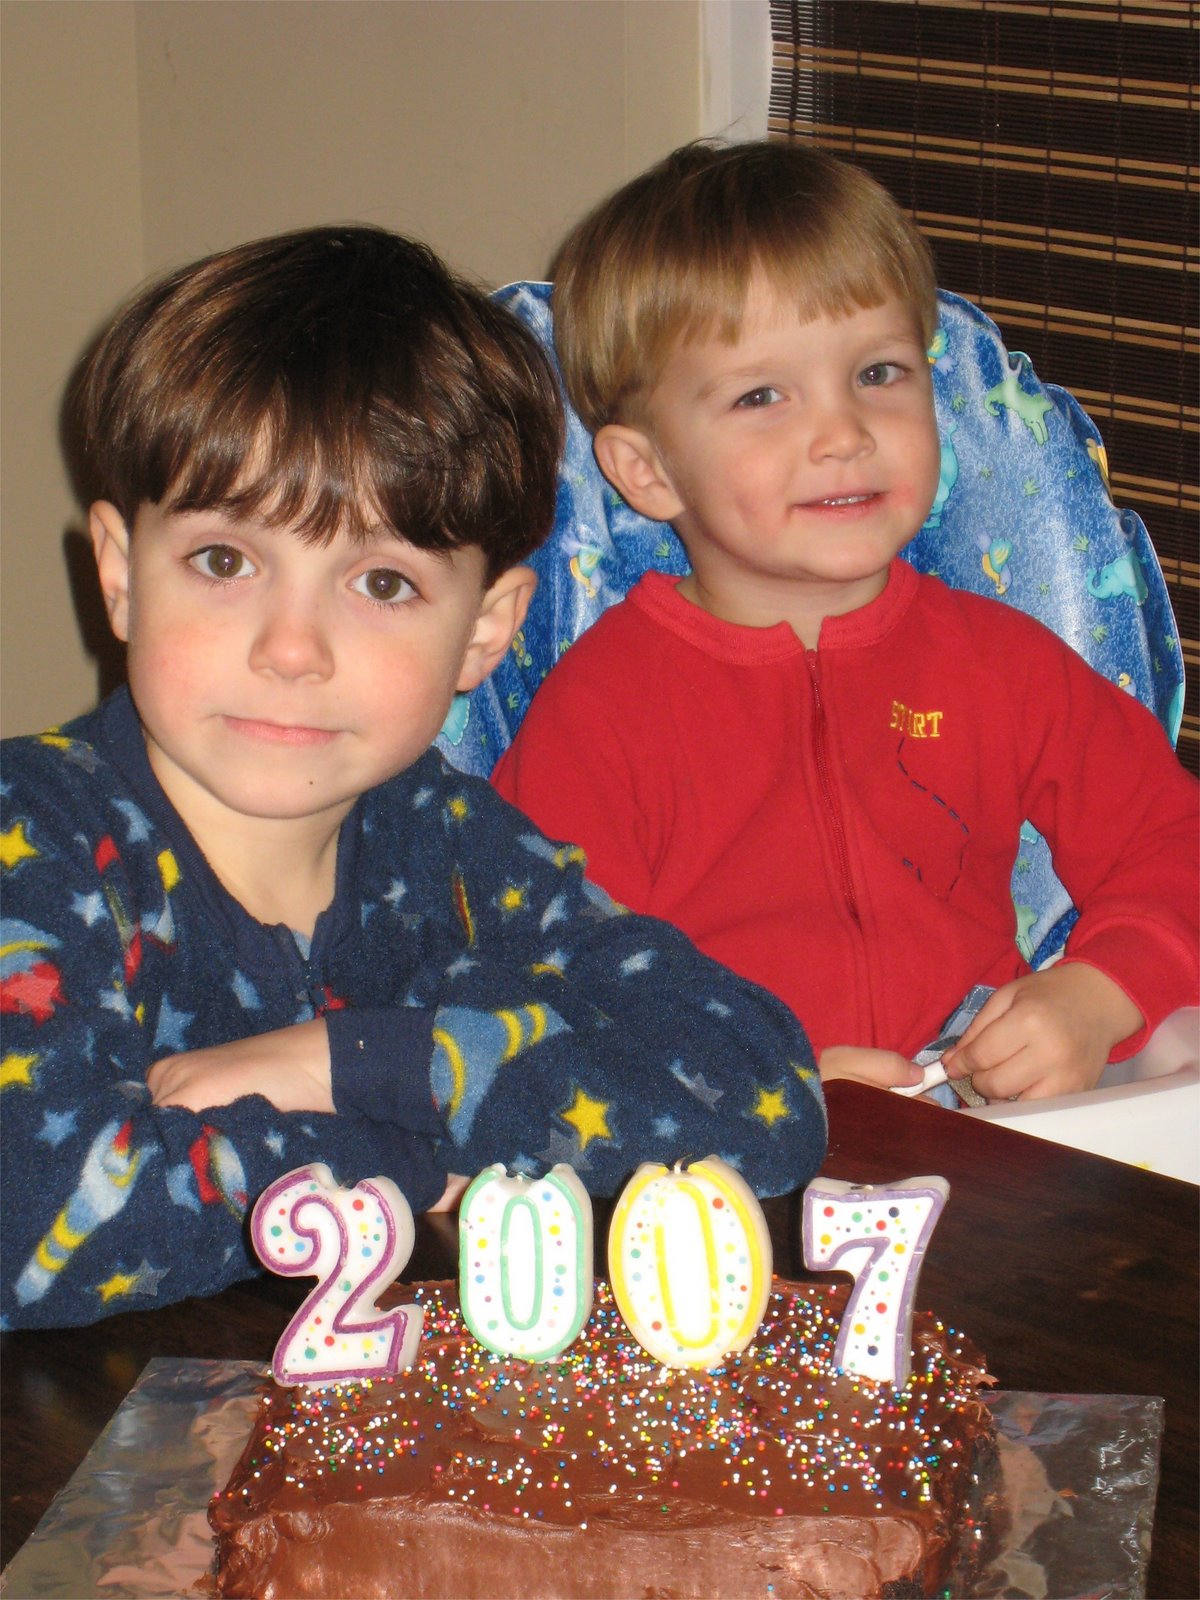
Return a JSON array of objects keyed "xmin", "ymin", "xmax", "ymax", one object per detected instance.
[
  {"xmin": 894, "ymin": 481, "xmax": 936, "ymax": 520},
  {"xmin": 910, "ymin": 441, "xmax": 945, "ymax": 519},
  {"xmin": 124, "ymin": 630, "xmax": 209, "ymax": 708}
]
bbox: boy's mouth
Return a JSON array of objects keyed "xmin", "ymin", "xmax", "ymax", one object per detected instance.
[
  {"xmin": 225, "ymin": 716, "xmax": 338, "ymax": 746},
  {"xmin": 798, "ymin": 492, "xmax": 883, "ymax": 512}
]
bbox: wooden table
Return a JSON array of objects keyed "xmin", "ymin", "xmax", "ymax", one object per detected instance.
[{"xmin": 3, "ymin": 1081, "xmax": 1197, "ymax": 1596}]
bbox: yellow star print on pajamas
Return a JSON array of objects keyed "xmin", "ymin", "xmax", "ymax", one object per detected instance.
[
  {"xmin": 752, "ymin": 1086, "xmax": 790, "ymax": 1127},
  {"xmin": 157, "ymin": 848, "xmax": 180, "ymax": 893},
  {"xmin": 0, "ymin": 821, "xmax": 39, "ymax": 870},
  {"xmin": 560, "ymin": 1086, "xmax": 612, "ymax": 1149},
  {"xmin": 95, "ymin": 1267, "xmax": 143, "ymax": 1304},
  {"xmin": 1, "ymin": 1052, "xmax": 38, "ymax": 1092}
]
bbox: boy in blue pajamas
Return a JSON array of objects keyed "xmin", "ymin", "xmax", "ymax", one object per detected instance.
[{"xmin": 1, "ymin": 226, "xmax": 825, "ymax": 1329}]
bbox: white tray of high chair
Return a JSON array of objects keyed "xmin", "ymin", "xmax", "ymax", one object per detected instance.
[{"xmin": 961, "ymin": 1008, "xmax": 1199, "ymax": 1183}]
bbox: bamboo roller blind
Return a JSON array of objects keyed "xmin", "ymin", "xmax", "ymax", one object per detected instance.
[{"xmin": 769, "ymin": 0, "xmax": 1198, "ymax": 772}]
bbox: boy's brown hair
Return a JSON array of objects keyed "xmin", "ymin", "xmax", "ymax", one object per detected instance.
[
  {"xmin": 75, "ymin": 226, "xmax": 564, "ymax": 582},
  {"xmin": 551, "ymin": 140, "xmax": 938, "ymax": 434}
]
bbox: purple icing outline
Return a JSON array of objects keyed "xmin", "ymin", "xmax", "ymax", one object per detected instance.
[
  {"xmin": 250, "ymin": 1164, "xmax": 420, "ymax": 1386},
  {"xmin": 801, "ymin": 1178, "xmax": 948, "ymax": 1388}
]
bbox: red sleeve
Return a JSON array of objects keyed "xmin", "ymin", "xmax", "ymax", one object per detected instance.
[
  {"xmin": 491, "ymin": 621, "xmax": 659, "ymax": 913},
  {"xmin": 1005, "ymin": 606, "xmax": 1199, "ymax": 1055}
]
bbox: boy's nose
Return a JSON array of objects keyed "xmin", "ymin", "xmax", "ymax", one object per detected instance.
[
  {"xmin": 249, "ymin": 595, "xmax": 335, "ymax": 680},
  {"xmin": 808, "ymin": 400, "xmax": 873, "ymax": 462}
]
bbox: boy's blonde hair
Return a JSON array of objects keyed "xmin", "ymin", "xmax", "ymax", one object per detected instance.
[{"xmin": 551, "ymin": 140, "xmax": 938, "ymax": 433}]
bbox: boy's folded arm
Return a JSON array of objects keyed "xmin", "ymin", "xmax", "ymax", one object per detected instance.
[
  {"xmin": 1, "ymin": 987, "xmax": 451, "ymax": 1328},
  {"xmin": 0, "ymin": 1074, "xmax": 450, "ymax": 1331},
  {"xmin": 145, "ymin": 1008, "xmax": 445, "ymax": 1133},
  {"xmin": 0, "ymin": 929, "xmax": 449, "ymax": 1331}
]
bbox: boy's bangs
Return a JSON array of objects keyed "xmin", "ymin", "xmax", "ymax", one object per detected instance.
[
  {"xmin": 158, "ymin": 394, "xmax": 451, "ymax": 552},
  {"xmin": 162, "ymin": 434, "xmax": 364, "ymax": 548},
  {"xmin": 610, "ymin": 219, "xmax": 934, "ymax": 422},
  {"xmin": 751, "ymin": 234, "xmax": 935, "ymax": 343},
  {"xmin": 675, "ymin": 224, "xmax": 934, "ymax": 354}
]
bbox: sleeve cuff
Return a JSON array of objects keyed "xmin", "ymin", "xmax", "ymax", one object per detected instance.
[
  {"xmin": 326, "ymin": 1006, "xmax": 447, "ymax": 1135},
  {"xmin": 1061, "ymin": 918, "xmax": 1198, "ymax": 1059}
]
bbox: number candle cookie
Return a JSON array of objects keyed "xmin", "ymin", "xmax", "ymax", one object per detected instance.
[
  {"xmin": 251, "ymin": 1163, "xmax": 423, "ymax": 1386},
  {"xmin": 459, "ymin": 1163, "xmax": 593, "ymax": 1360},
  {"xmin": 608, "ymin": 1156, "xmax": 772, "ymax": 1369},
  {"xmin": 802, "ymin": 1175, "xmax": 948, "ymax": 1386}
]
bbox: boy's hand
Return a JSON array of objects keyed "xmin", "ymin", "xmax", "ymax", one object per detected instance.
[
  {"xmin": 147, "ymin": 1018, "xmax": 334, "ymax": 1114},
  {"xmin": 819, "ymin": 1045, "xmax": 924, "ymax": 1092},
  {"xmin": 941, "ymin": 963, "xmax": 1143, "ymax": 1102}
]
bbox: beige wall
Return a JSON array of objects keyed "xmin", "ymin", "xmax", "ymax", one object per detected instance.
[
  {"xmin": 2, "ymin": 0, "xmax": 144, "ymax": 737},
  {"xmin": 1, "ymin": 0, "xmax": 705, "ymax": 738}
]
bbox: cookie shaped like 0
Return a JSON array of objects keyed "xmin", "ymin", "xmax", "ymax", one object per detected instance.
[
  {"xmin": 608, "ymin": 1156, "xmax": 773, "ymax": 1369},
  {"xmin": 251, "ymin": 1162, "xmax": 423, "ymax": 1386},
  {"xmin": 459, "ymin": 1163, "xmax": 594, "ymax": 1360}
]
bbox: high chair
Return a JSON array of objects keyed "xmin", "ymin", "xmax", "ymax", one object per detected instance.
[{"xmin": 437, "ymin": 283, "xmax": 1194, "ymax": 1178}]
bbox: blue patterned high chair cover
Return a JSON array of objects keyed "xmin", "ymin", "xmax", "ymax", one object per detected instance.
[{"xmin": 438, "ymin": 282, "xmax": 1184, "ymax": 970}]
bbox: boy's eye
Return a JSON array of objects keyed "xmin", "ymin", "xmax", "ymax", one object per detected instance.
[
  {"xmin": 734, "ymin": 386, "xmax": 783, "ymax": 409},
  {"xmin": 190, "ymin": 544, "xmax": 255, "ymax": 580},
  {"xmin": 352, "ymin": 568, "xmax": 416, "ymax": 605},
  {"xmin": 859, "ymin": 362, "xmax": 902, "ymax": 387}
]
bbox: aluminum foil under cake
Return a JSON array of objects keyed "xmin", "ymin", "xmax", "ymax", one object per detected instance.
[{"xmin": 0, "ymin": 1359, "xmax": 1162, "ymax": 1600}]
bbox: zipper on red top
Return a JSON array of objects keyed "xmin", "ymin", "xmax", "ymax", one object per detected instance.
[{"xmin": 806, "ymin": 650, "xmax": 861, "ymax": 927}]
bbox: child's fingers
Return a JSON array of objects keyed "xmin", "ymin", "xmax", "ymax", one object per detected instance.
[
  {"xmin": 942, "ymin": 993, "xmax": 1053, "ymax": 1099},
  {"xmin": 945, "ymin": 1016, "xmax": 1045, "ymax": 1099},
  {"xmin": 820, "ymin": 1045, "xmax": 923, "ymax": 1089},
  {"xmin": 870, "ymin": 1052, "xmax": 925, "ymax": 1089},
  {"xmin": 941, "ymin": 985, "xmax": 1019, "ymax": 1077},
  {"xmin": 945, "ymin": 996, "xmax": 1090, "ymax": 1102},
  {"xmin": 943, "ymin": 968, "xmax": 1132, "ymax": 1102},
  {"xmin": 966, "ymin": 1050, "xmax": 1039, "ymax": 1102},
  {"xmin": 892, "ymin": 1060, "xmax": 948, "ymax": 1097}
]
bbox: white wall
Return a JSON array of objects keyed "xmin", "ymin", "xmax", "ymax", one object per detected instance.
[
  {"xmin": 702, "ymin": 0, "xmax": 770, "ymax": 141},
  {"xmin": 2, "ymin": 0, "xmax": 710, "ymax": 737}
]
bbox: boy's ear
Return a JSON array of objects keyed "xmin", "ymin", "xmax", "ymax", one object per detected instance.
[
  {"xmin": 593, "ymin": 424, "xmax": 685, "ymax": 524},
  {"xmin": 456, "ymin": 565, "xmax": 538, "ymax": 693},
  {"xmin": 89, "ymin": 501, "xmax": 133, "ymax": 642}
]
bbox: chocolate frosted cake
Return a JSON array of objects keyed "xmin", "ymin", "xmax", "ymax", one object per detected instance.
[{"xmin": 211, "ymin": 1279, "xmax": 996, "ymax": 1600}]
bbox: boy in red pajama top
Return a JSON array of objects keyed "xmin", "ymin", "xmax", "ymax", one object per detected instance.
[{"xmin": 494, "ymin": 141, "xmax": 1199, "ymax": 1102}]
